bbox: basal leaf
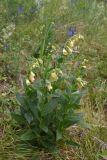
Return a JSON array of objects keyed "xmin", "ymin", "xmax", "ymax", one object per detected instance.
[
  {"xmin": 28, "ymin": 101, "xmax": 40, "ymax": 120},
  {"xmin": 65, "ymin": 140, "xmax": 80, "ymax": 147},
  {"xmin": 20, "ymin": 129, "xmax": 35, "ymax": 141},
  {"xmin": 24, "ymin": 113, "xmax": 33, "ymax": 124},
  {"xmin": 11, "ymin": 112, "xmax": 26, "ymax": 125},
  {"xmin": 56, "ymin": 130, "xmax": 62, "ymax": 141},
  {"xmin": 16, "ymin": 93, "xmax": 24, "ymax": 105},
  {"xmin": 40, "ymin": 121, "xmax": 48, "ymax": 133}
]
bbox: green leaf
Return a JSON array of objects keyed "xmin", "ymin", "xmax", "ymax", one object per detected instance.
[
  {"xmin": 69, "ymin": 90, "xmax": 86, "ymax": 107},
  {"xmin": 40, "ymin": 121, "xmax": 48, "ymax": 133},
  {"xmin": 32, "ymin": 155, "xmax": 40, "ymax": 160},
  {"xmin": 43, "ymin": 98, "xmax": 58, "ymax": 115},
  {"xmin": 16, "ymin": 93, "xmax": 24, "ymax": 105},
  {"xmin": 65, "ymin": 140, "xmax": 80, "ymax": 147},
  {"xmin": 11, "ymin": 112, "xmax": 26, "ymax": 125},
  {"xmin": 56, "ymin": 130, "xmax": 62, "ymax": 141},
  {"xmin": 64, "ymin": 112, "xmax": 84, "ymax": 128},
  {"xmin": 20, "ymin": 129, "xmax": 35, "ymax": 141},
  {"xmin": 70, "ymin": 112, "xmax": 84, "ymax": 125},
  {"xmin": 28, "ymin": 101, "xmax": 39, "ymax": 120},
  {"xmin": 78, "ymin": 120, "xmax": 91, "ymax": 129},
  {"xmin": 42, "ymin": 140, "xmax": 58, "ymax": 153},
  {"xmin": 24, "ymin": 113, "xmax": 33, "ymax": 124}
]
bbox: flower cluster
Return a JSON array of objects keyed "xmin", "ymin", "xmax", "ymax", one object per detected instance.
[
  {"xmin": 30, "ymin": 58, "xmax": 43, "ymax": 69},
  {"xmin": 25, "ymin": 32, "xmax": 85, "ymax": 93},
  {"xmin": 77, "ymin": 77, "xmax": 87, "ymax": 88},
  {"xmin": 13, "ymin": 27, "xmax": 87, "ymax": 149},
  {"xmin": 81, "ymin": 59, "xmax": 88, "ymax": 69},
  {"xmin": 25, "ymin": 57, "xmax": 64, "ymax": 92},
  {"xmin": 46, "ymin": 68, "xmax": 63, "ymax": 91},
  {"xmin": 16, "ymin": 1, "xmax": 44, "ymax": 16},
  {"xmin": 26, "ymin": 58, "xmax": 43, "ymax": 85},
  {"xmin": 63, "ymin": 34, "xmax": 84, "ymax": 56}
]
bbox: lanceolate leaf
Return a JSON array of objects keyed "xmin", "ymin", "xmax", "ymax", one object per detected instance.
[
  {"xmin": 11, "ymin": 112, "xmax": 26, "ymax": 125},
  {"xmin": 20, "ymin": 129, "xmax": 35, "ymax": 141},
  {"xmin": 28, "ymin": 101, "xmax": 40, "ymax": 120},
  {"xmin": 24, "ymin": 113, "xmax": 33, "ymax": 124},
  {"xmin": 43, "ymin": 98, "xmax": 58, "ymax": 115},
  {"xmin": 56, "ymin": 130, "xmax": 62, "ymax": 141},
  {"xmin": 16, "ymin": 93, "xmax": 24, "ymax": 105},
  {"xmin": 65, "ymin": 140, "xmax": 80, "ymax": 147},
  {"xmin": 40, "ymin": 121, "xmax": 48, "ymax": 133}
]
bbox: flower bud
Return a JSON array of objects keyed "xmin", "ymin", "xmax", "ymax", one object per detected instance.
[{"xmin": 50, "ymin": 72, "xmax": 58, "ymax": 81}]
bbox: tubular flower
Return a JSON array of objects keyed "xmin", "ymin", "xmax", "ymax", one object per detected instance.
[
  {"xmin": 81, "ymin": 59, "xmax": 88, "ymax": 68},
  {"xmin": 83, "ymin": 59, "xmax": 88, "ymax": 63},
  {"xmin": 47, "ymin": 83, "xmax": 53, "ymax": 91},
  {"xmin": 63, "ymin": 48, "xmax": 68, "ymax": 56},
  {"xmin": 77, "ymin": 77, "xmax": 87, "ymax": 87},
  {"xmin": 50, "ymin": 72, "xmax": 58, "ymax": 81},
  {"xmin": 68, "ymin": 40, "xmax": 75, "ymax": 48},
  {"xmin": 31, "ymin": 58, "xmax": 43, "ymax": 69},
  {"xmin": 26, "ymin": 79, "xmax": 31, "ymax": 86},
  {"xmin": 82, "ymin": 59, "xmax": 88, "ymax": 65},
  {"xmin": 38, "ymin": 58, "xmax": 43, "ymax": 64},
  {"xmin": 59, "ymin": 70, "xmax": 63, "ymax": 76},
  {"xmin": 82, "ymin": 65, "xmax": 87, "ymax": 69},
  {"xmin": 72, "ymin": 34, "xmax": 84, "ymax": 44},
  {"xmin": 29, "ymin": 71, "xmax": 35, "ymax": 82},
  {"xmin": 32, "ymin": 61, "xmax": 39, "ymax": 68},
  {"xmin": 70, "ymin": 40, "xmax": 75, "ymax": 48},
  {"xmin": 78, "ymin": 34, "xmax": 84, "ymax": 40},
  {"xmin": 66, "ymin": 46, "xmax": 73, "ymax": 53}
]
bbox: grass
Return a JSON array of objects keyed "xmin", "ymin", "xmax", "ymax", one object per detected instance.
[{"xmin": 0, "ymin": 0, "xmax": 107, "ymax": 159}]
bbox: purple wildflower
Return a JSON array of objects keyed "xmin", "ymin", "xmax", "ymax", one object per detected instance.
[
  {"xmin": 17, "ymin": 6, "xmax": 24, "ymax": 14},
  {"xmin": 67, "ymin": 27, "xmax": 76, "ymax": 37}
]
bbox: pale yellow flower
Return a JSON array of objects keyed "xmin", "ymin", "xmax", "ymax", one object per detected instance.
[
  {"xmin": 77, "ymin": 77, "xmax": 87, "ymax": 87},
  {"xmin": 1, "ymin": 93, "xmax": 7, "ymax": 96},
  {"xmin": 32, "ymin": 62, "xmax": 39, "ymax": 68},
  {"xmin": 82, "ymin": 65, "xmax": 87, "ymax": 69},
  {"xmin": 30, "ymin": 71, "xmax": 35, "ymax": 77},
  {"xmin": 47, "ymin": 83, "xmax": 53, "ymax": 91},
  {"xmin": 63, "ymin": 48, "xmax": 68, "ymax": 56},
  {"xmin": 69, "ymin": 40, "xmax": 75, "ymax": 48},
  {"xmin": 26, "ymin": 79, "xmax": 31, "ymax": 86},
  {"xmin": 83, "ymin": 59, "xmax": 88, "ymax": 63},
  {"xmin": 59, "ymin": 70, "xmax": 63, "ymax": 76},
  {"xmin": 78, "ymin": 34, "xmax": 84, "ymax": 40},
  {"xmin": 82, "ymin": 59, "xmax": 88, "ymax": 67},
  {"xmin": 51, "ymin": 45, "xmax": 56, "ymax": 50},
  {"xmin": 77, "ymin": 77, "xmax": 82, "ymax": 82},
  {"xmin": 66, "ymin": 46, "xmax": 73, "ymax": 53},
  {"xmin": 74, "ymin": 36, "xmax": 79, "ymax": 43},
  {"xmin": 29, "ymin": 71, "xmax": 35, "ymax": 82},
  {"xmin": 50, "ymin": 72, "xmax": 58, "ymax": 81},
  {"xmin": 38, "ymin": 58, "xmax": 43, "ymax": 64}
]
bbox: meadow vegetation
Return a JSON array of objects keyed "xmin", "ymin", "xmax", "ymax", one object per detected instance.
[{"xmin": 0, "ymin": 0, "xmax": 107, "ymax": 159}]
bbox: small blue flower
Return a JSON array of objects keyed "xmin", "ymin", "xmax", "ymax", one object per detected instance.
[
  {"xmin": 67, "ymin": 27, "xmax": 76, "ymax": 37},
  {"xmin": 17, "ymin": 6, "xmax": 24, "ymax": 14}
]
